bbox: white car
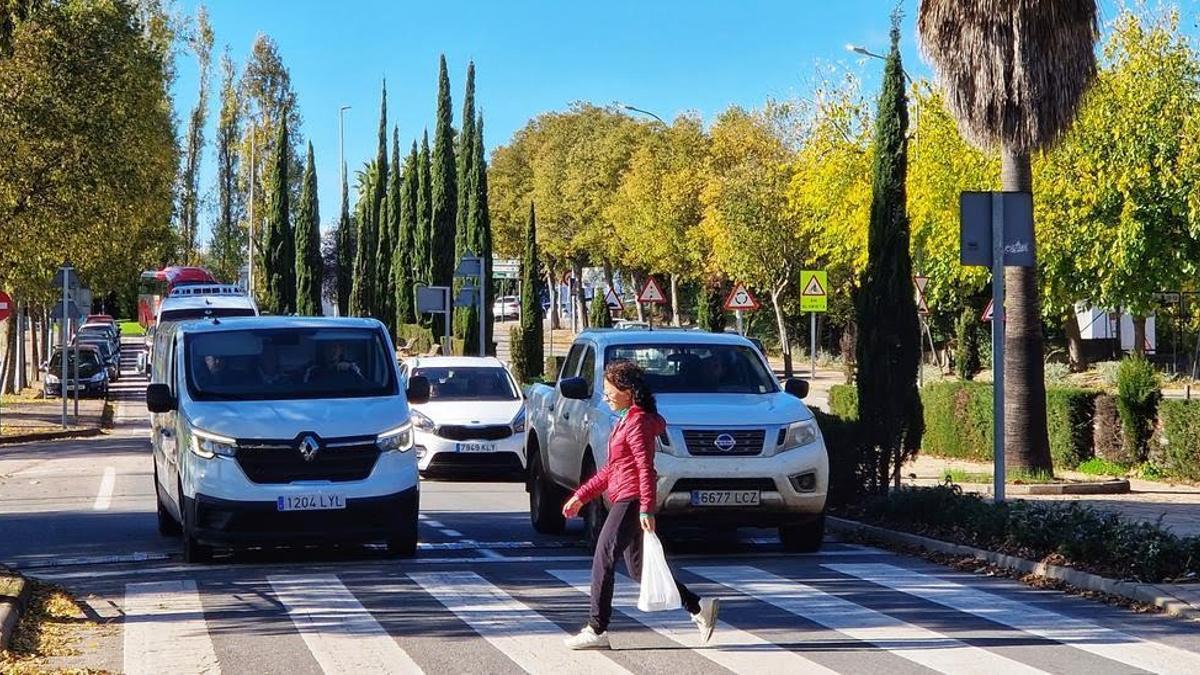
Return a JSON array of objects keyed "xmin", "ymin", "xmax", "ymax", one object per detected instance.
[
  {"xmin": 401, "ymin": 356, "xmax": 526, "ymax": 477},
  {"xmin": 146, "ymin": 316, "xmax": 429, "ymax": 562},
  {"xmin": 492, "ymin": 296, "xmax": 520, "ymax": 321}
]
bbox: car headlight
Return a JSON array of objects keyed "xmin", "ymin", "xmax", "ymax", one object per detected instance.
[
  {"xmin": 45, "ymin": 373, "xmax": 60, "ymax": 384},
  {"xmin": 191, "ymin": 428, "xmax": 237, "ymax": 459},
  {"xmin": 89, "ymin": 372, "xmax": 106, "ymax": 383},
  {"xmin": 410, "ymin": 409, "xmax": 435, "ymax": 432},
  {"xmin": 780, "ymin": 420, "xmax": 819, "ymax": 451},
  {"xmin": 511, "ymin": 407, "xmax": 526, "ymax": 433},
  {"xmin": 377, "ymin": 422, "xmax": 414, "ymax": 453}
]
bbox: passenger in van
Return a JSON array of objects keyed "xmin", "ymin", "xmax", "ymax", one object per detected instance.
[
  {"xmin": 256, "ymin": 346, "xmax": 289, "ymax": 386},
  {"xmin": 304, "ymin": 342, "xmax": 364, "ymax": 385}
]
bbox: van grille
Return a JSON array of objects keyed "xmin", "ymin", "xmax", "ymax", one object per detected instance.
[
  {"xmin": 683, "ymin": 429, "xmax": 765, "ymax": 456},
  {"xmin": 437, "ymin": 425, "xmax": 513, "ymax": 441},
  {"xmin": 235, "ymin": 436, "xmax": 380, "ymax": 484}
]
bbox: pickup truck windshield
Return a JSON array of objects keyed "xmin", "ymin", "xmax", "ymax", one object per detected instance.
[
  {"xmin": 413, "ymin": 367, "xmax": 519, "ymax": 401},
  {"xmin": 605, "ymin": 343, "xmax": 777, "ymax": 394},
  {"xmin": 185, "ymin": 327, "xmax": 396, "ymax": 401}
]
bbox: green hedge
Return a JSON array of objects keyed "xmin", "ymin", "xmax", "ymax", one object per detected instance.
[
  {"xmin": 1046, "ymin": 388, "xmax": 1101, "ymax": 469},
  {"xmin": 397, "ymin": 323, "xmax": 434, "ymax": 354},
  {"xmin": 814, "ymin": 410, "xmax": 860, "ymax": 507},
  {"xmin": 828, "ymin": 385, "xmax": 859, "ymax": 421},
  {"xmin": 1156, "ymin": 400, "xmax": 1200, "ymax": 481}
]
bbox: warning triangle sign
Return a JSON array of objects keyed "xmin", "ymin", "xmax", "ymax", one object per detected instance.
[
  {"xmin": 637, "ymin": 277, "xmax": 668, "ymax": 305},
  {"xmin": 724, "ymin": 283, "xmax": 760, "ymax": 311},
  {"xmin": 913, "ymin": 276, "xmax": 930, "ymax": 315},
  {"xmin": 802, "ymin": 274, "xmax": 826, "ymax": 297},
  {"xmin": 981, "ymin": 299, "xmax": 994, "ymax": 322},
  {"xmin": 604, "ymin": 286, "xmax": 625, "ymax": 311}
]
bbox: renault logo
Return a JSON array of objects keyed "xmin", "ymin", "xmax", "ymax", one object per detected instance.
[
  {"xmin": 298, "ymin": 435, "xmax": 321, "ymax": 462},
  {"xmin": 714, "ymin": 434, "xmax": 737, "ymax": 452}
]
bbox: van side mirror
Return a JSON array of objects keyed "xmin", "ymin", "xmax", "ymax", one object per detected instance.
[
  {"xmin": 784, "ymin": 378, "xmax": 809, "ymax": 399},
  {"xmin": 406, "ymin": 375, "xmax": 431, "ymax": 404},
  {"xmin": 560, "ymin": 377, "xmax": 590, "ymax": 400},
  {"xmin": 146, "ymin": 383, "xmax": 176, "ymax": 413}
]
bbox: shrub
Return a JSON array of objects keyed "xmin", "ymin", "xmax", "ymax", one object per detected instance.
[
  {"xmin": 1115, "ymin": 356, "xmax": 1160, "ymax": 463},
  {"xmin": 1156, "ymin": 400, "xmax": 1200, "ymax": 481},
  {"xmin": 814, "ymin": 410, "xmax": 861, "ymax": 507},
  {"xmin": 397, "ymin": 323, "xmax": 434, "ymax": 354},
  {"xmin": 828, "ymin": 385, "xmax": 859, "ymax": 421},
  {"xmin": 588, "ymin": 292, "xmax": 613, "ymax": 328},
  {"xmin": 954, "ymin": 308, "xmax": 981, "ymax": 381},
  {"xmin": 919, "ymin": 382, "xmax": 992, "ymax": 461},
  {"xmin": 509, "ymin": 327, "xmax": 529, "ymax": 384},
  {"xmin": 1045, "ymin": 388, "xmax": 1099, "ymax": 469},
  {"xmin": 544, "ymin": 356, "xmax": 565, "ymax": 381}
]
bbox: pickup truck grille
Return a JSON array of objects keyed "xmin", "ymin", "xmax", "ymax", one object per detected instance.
[
  {"xmin": 437, "ymin": 425, "xmax": 513, "ymax": 441},
  {"xmin": 683, "ymin": 429, "xmax": 765, "ymax": 456},
  {"xmin": 672, "ymin": 477, "xmax": 777, "ymax": 492},
  {"xmin": 235, "ymin": 436, "xmax": 380, "ymax": 484}
]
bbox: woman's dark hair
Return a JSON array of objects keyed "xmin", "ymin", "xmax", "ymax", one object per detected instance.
[{"xmin": 604, "ymin": 359, "xmax": 657, "ymax": 415}]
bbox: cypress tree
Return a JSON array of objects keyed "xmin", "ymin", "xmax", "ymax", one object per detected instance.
[
  {"xmin": 378, "ymin": 126, "xmax": 402, "ymax": 332},
  {"xmin": 335, "ymin": 163, "xmax": 354, "ymax": 316},
  {"xmin": 429, "ymin": 55, "xmax": 458, "ymax": 336},
  {"xmin": 453, "ymin": 62, "xmax": 477, "ymax": 341},
  {"xmin": 589, "ymin": 292, "xmax": 612, "ymax": 328},
  {"xmin": 395, "ymin": 141, "xmax": 419, "ymax": 326},
  {"xmin": 294, "ymin": 141, "xmax": 322, "ymax": 315},
  {"xmin": 696, "ymin": 278, "xmax": 727, "ymax": 333},
  {"xmin": 371, "ymin": 81, "xmax": 391, "ymax": 320},
  {"xmin": 348, "ymin": 163, "xmax": 378, "ymax": 317},
  {"xmin": 518, "ymin": 203, "xmax": 544, "ymax": 379},
  {"xmin": 854, "ymin": 17, "xmax": 923, "ymax": 494},
  {"xmin": 463, "ymin": 114, "xmax": 494, "ymax": 353},
  {"xmin": 263, "ymin": 117, "xmax": 294, "ymax": 314},
  {"xmin": 417, "ymin": 131, "xmax": 434, "ymax": 291}
]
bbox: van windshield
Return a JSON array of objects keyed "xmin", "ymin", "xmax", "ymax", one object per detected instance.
[
  {"xmin": 185, "ymin": 327, "xmax": 397, "ymax": 401},
  {"xmin": 161, "ymin": 307, "xmax": 257, "ymax": 322},
  {"xmin": 604, "ymin": 343, "xmax": 777, "ymax": 394}
]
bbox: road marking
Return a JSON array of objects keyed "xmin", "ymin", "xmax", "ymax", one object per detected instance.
[
  {"xmin": 421, "ymin": 518, "xmax": 446, "ymax": 528},
  {"xmin": 14, "ymin": 552, "xmax": 170, "ymax": 570},
  {"xmin": 123, "ymin": 580, "xmax": 220, "ymax": 675},
  {"xmin": 689, "ymin": 565, "xmax": 1047, "ymax": 675},
  {"xmin": 550, "ymin": 568, "xmax": 837, "ymax": 674},
  {"xmin": 828, "ymin": 563, "xmax": 1200, "ymax": 675},
  {"xmin": 268, "ymin": 574, "xmax": 423, "ymax": 674},
  {"xmin": 409, "ymin": 571, "xmax": 631, "ymax": 674},
  {"xmin": 439, "ymin": 528, "xmax": 464, "ymax": 537},
  {"xmin": 93, "ymin": 466, "xmax": 116, "ymax": 510}
]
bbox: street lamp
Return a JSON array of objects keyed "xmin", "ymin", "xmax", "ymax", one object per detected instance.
[
  {"xmin": 616, "ymin": 102, "xmax": 666, "ymax": 125},
  {"xmin": 845, "ymin": 43, "xmax": 914, "ymax": 84}
]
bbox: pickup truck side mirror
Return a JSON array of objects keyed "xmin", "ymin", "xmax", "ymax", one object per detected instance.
[
  {"xmin": 406, "ymin": 375, "xmax": 431, "ymax": 404},
  {"xmin": 146, "ymin": 383, "xmax": 176, "ymax": 413},
  {"xmin": 784, "ymin": 378, "xmax": 809, "ymax": 399},
  {"xmin": 559, "ymin": 377, "xmax": 590, "ymax": 400}
]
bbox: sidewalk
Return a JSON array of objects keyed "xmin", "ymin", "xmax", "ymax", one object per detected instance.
[
  {"xmin": 904, "ymin": 454, "xmax": 1200, "ymax": 538},
  {"xmin": 0, "ymin": 396, "xmax": 105, "ymax": 442}
]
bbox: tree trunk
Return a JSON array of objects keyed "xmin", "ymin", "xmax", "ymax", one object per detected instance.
[
  {"xmin": 545, "ymin": 263, "xmax": 561, "ymax": 331},
  {"xmin": 1063, "ymin": 309, "xmax": 1088, "ymax": 372},
  {"xmin": 30, "ymin": 310, "xmax": 40, "ymax": 384},
  {"xmin": 16, "ymin": 303, "xmax": 26, "ymax": 390},
  {"xmin": 770, "ymin": 286, "xmax": 793, "ymax": 378},
  {"xmin": 1132, "ymin": 315, "xmax": 1147, "ymax": 356},
  {"xmin": 670, "ymin": 274, "xmax": 681, "ymax": 326},
  {"xmin": 1001, "ymin": 147, "xmax": 1052, "ymax": 474},
  {"xmin": 632, "ymin": 271, "xmax": 646, "ymax": 322},
  {"xmin": 572, "ymin": 259, "xmax": 587, "ymax": 331}
]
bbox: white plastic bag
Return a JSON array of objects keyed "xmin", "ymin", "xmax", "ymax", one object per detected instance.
[{"xmin": 637, "ymin": 531, "xmax": 682, "ymax": 612}]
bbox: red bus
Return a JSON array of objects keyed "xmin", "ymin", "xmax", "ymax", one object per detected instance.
[{"xmin": 137, "ymin": 266, "xmax": 218, "ymax": 329}]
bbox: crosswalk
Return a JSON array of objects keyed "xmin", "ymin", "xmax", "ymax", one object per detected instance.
[{"xmin": 105, "ymin": 561, "xmax": 1200, "ymax": 674}]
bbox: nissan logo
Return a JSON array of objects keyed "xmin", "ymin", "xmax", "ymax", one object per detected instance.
[
  {"xmin": 298, "ymin": 434, "xmax": 321, "ymax": 462},
  {"xmin": 714, "ymin": 434, "xmax": 737, "ymax": 452}
]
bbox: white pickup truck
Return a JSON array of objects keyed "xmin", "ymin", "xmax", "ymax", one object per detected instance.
[{"xmin": 524, "ymin": 329, "xmax": 829, "ymax": 552}]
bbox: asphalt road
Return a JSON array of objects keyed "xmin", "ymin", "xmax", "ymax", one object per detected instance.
[{"xmin": 2, "ymin": 342, "xmax": 1200, "ymax": 674}]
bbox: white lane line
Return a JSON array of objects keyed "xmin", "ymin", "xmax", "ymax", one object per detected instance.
[
  {"xmin": 549, "ymin": 568, "xmax": 838, "ymax": 674},
  {"xmin": 478, "ymin": 549, "xmax": 503, "ymax": 560},
  {"xmin": 440, "ymin": 528, "xmax": 464, "ymax": 538},
  {"xmin": 421, "ymin": 519, "xmax": 445, "ymax": 528},
  {"xmin": 93, "ymin": 466, "xmax": 116, "ymax": 510},
  {"xmin": 409, "ymin": 571, "xmax": 632, "ymax": 675},
  {"xmin": 689, "ymin": 565, "xmax": 1047, "ymax": 675},
  {"xmin": 828, "ymin": 563, "xmax": 1200, "ymax": 675},
  {"xmin": 123, "ymin": 580, "xmax": 220, "ymax": 675},
  {"xmin": 268, "ymin": 574, "xmax": 423, "ymax": 674}
]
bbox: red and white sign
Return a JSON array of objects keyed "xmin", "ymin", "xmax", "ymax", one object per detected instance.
[
  {"xmin": 604, "ymin": 286, "xmax": 625, "ymax": 311},
  {"xmin": 0, "ymin": 290, "xmax": 11, "ymax": 322},
  {"xmin": 724, "ymin": 283, "xmax": 760, "ymax": 311},
  {"xmin": 913, "ymin": 276, "xmax": 930, "ymax": 315},
  {"xmin": 637, "ymin": 277, "xmax": 668, "ymax": 305},
  {"xmin": 981, "ymin": 299, "xmax": 994, "ymax": 322}
]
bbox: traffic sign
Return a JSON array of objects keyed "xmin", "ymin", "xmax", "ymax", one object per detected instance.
[
  {"xmin": 0, "ymin": 290, "xmax": 11, "ymax": 322},
  {"xmin": 604, "ymin": 286, "xmax": 625, "ymax": 311},
  {"xmin": 52, "ymin": 266, "xmax": 79, "ymax": 290},
  {"xmin": 981, "ymin": 299, "xmax": 995, "ymax": 322},
  {"xmin": 913, "ymin": 276, "xmax": 930, "ymax": 315},
  {"xmin": 800, "ymin": 270, "xmax": 827, "ymax": 313},
  {"xmin": 637, "ymin": 277, "xmax": 668, "ymax": 305},
  {"xmin": 724, "ymin": 283, "xmax": 760, "ymax": 311}
]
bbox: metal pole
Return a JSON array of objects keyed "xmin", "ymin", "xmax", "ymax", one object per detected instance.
[
  {"xmin": 73, "ymin": 337, "xmax": 79, "ymax": 421},
  {"xmin": 991, "ymin": 193, "xmax": 1006, "ymax": 503},
  {"xmin": 61, "ymin": 267, "xmax": 69, "ymax": 429},
  {"xmin": 810, "ymin": 312, "xmax": 817, "ymax": 379},
  {"xmin": 248, "ymin": 135, "xmax": 256, "ymax": 295},
  {"xmin": 736, "ymin": 310, "xmax": 744, "ymax": 336},
  {"xmin": 918, "ymin": 316, "xmax": 925, "ymax": 388},
  {"xmin": 444, "ymin": 288, "xmax": 452, "ymax": 356},
  {"xmin": 479, "ymin": 262, "xmax": 487, "ymax": 357}
]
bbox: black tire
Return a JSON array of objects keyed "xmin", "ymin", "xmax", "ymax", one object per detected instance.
[
  {"xmin": 154, "ymin": 463, "xmax": 181, "ymax": 537},
  {"xmin": 780, "ymin": 513, "xmax": 826, "ymax": 553},
  {"xmin": 581, "ymin": 455, "xmax": 608, "ymax": 552},
  {"xmin": 528, "ymin": 452, "xmax": 567, "ymax": 534},
  {"xmin": 386, "ymin": 495, "xmax": 420, "ymax": 558}
]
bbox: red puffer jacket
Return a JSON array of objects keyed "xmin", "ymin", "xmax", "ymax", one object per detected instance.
[{"xmin": 573, "ymin": 404, "xmax": 665, "ymax": 514}]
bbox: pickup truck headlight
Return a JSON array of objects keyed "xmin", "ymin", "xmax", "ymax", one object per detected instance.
[
  {"xmin": 780, "ymin": 420, "xmax": 819, "ymax": 451},
  {"xmin": 511, "ymin": 408, "xmax": 526, "ymax": 434},
  {"xmin": 377, "ymin": 423, "xmax": 414, "ymax": 453},
  {"xmin": 191, "ymin": 428, "xmax": 237, "ymax": 459},
  {"xmin": 410, "ymin": 409, "xmax": 435, "ymax": 432}
]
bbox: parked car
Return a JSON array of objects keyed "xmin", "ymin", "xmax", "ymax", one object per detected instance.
[
  {"xmin": 400, "ymin": 356, "xmax": 526, "ymax": 477},
  {"xmin": 43, "ymin": 345, "xmax": 109, "ymax": 398},
  {"xmin": 77, "ymin": 322, "xmax": 120, "ymax": 355},
  {"xmin": 615, "ymin": 320, "xmax": 650, "ymax": 330},
  {"xmin": 146, "ymin": 316, "xmax": 429, "ymax": 562},
  {"xmin": 492, "ymin": 295, "xmax": 520, "ymax": 321},
  {"xmin": 86, "ymin": 314, "xmax": 117, "ymax": 327},
  {"xmin": 74, "ymin": 336, "xmax": 120, "ymax": 382},
  {"xmin": 524, "ymin": 329, "xmax": 827, "ymax": 552}
]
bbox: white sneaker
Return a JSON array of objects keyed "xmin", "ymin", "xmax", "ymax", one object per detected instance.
[
  {"xmin": 691, "ymin": 597, "xmax": 720, "ymax": 643},
  {"xmin": 564, "ymin": 625, "xmax": 610, "ymax": 650}
]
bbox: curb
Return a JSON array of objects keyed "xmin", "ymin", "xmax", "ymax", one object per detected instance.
[
  {"xmin": 946, "ymin": 479, "xmax": 1131, "ymax": 495},
  {"xmin": 0, "ymin": 573, "xmax": 31, "ymax": 651},
  {"xmin": 0, "ymin": 427, "xmax": 103, "ymax": 445},
  {"xmin": 828, "ymin": 516, "xmax": 1200, "ymax": 621}
]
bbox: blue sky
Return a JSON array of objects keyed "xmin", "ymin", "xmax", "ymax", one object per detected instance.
[{"xmin": 175, "ymin": 0, "xmax": 1194, "ymax": 239}]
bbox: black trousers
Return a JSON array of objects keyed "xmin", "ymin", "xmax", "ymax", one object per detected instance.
[{"xmin": 589, "ymin": 499, "xmax": 701, "ymax": 633}]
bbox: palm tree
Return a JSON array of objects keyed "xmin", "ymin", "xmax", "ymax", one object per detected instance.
[{"xmin": 917, "ymin": 1, "xmax": 1099, "ymax": 473}]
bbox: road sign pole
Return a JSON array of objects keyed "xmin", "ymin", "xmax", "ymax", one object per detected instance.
[
  {"xmin": 479, "ymin": 262, "xmax": 487, "ymax": 357},
  {"xmin": 60, "ymin": 266, "xmax": 69, "ymax": 429},
  {"xmin": 735, "ymin": 310, "xmax": 744, "ymax": 336},
  {"xmin": 810, "ymin": 312, "xmax": 817, "ymax": 379},
  {"xmin": 73, "ymin": 337, "xmax": 79, "ymax": 421},
  {"xmin": 991, "ymin": 193, "xmax": 1006, "ymax": 503}
]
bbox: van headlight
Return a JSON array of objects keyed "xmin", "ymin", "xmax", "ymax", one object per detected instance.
[
  {"xmin": 780, "ymin": 420, "xmax": 819, "ymax": 451},
  {"xmin": 191, "ymin": 428, "xmax": 237, "ymax": 459},
  {"xmin": 377, "ymin": 423, "xmax": 414, "ymax": 453},
  {"xmin": 511, "ymin": 408, "xmax": 526, "ymax": 433},
  {"xmin": 409, "ymin": 410, "xmax": 435, "ymax": 432}
]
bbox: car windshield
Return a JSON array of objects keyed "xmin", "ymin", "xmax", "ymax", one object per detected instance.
[
  {"xmin": 161, "ymin": 307, "xmax": 256, "ymax": 322},
  {"xmin": 49, "ymin": 350, "xmax": 103, "ymax": 378},
  {"xmin": 605, "ymin": 343, "xmax": 777, "ymax": 394},
  {"xmin": 413, "ymin": 366, "xmax": 518, "ymax": 401},
  {"xmin": 77, "ymin": 339, "xmax": 113, "ymax": 358},
  {"xmin": 186, "ymin": 327, "xmax": 397, "ymax": 401}
]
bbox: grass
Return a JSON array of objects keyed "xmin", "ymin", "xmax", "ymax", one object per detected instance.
[
  {"xmin": 118, "ymin": 320, "xmax": 145, "ymax": 337},
  {"xmin": 942, "ymin": 468, "xmax": 1059, "ymax": 485},
  {"xmin": 1076, "ymin": 457, "xmax": 1129, "ymax": 477}
]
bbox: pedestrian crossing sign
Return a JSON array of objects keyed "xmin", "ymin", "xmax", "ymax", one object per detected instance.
[{"xmin": 800, "ymin": 270, "xmax": 827, "ymax": 313}]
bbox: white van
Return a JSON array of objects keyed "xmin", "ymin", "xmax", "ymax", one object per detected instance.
[
  {"xmin": 147, "ymin": 316, "xmax": 430, "ymax": 562},
  {"xmin": 146, "ymin": 288, "xmax": 258, "ymax": 379}
]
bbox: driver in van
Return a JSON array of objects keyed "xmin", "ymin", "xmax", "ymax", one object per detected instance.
[
  {"xmin": 304, "ymin": 342, "xmax": 364, "ymax": 384},
  {"xmin": 198, "ymin": 354, "xmax": 234, "ymax": 387}
]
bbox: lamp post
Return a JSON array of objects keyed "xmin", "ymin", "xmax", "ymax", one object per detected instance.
[{"xmin": 617, "ymin": 103, "xmax": 666, "ymax": 125}]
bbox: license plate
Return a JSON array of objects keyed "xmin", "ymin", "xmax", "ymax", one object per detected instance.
[
  {"xmin": 455, "ymin": 442, "xmax": 497, "ymax": 453},
  {"xmin": 276, "ymin": 494, "xmax": 346, "ymax": 512},
  {"xmin": 690, "ymin": 490, "xmax": 761, "ymax": 507},
  {"xmin": 66, "ymin": 384, "xmax": 81, "ymax": 391}
]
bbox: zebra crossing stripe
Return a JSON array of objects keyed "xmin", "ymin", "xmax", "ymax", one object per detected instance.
[
  {"xmin": 409, "ymin": 571, "xmax": 633, "ymax": 675},
  {"xmin": 688, "ymin": 565, "xmax": 1048, "ymax": 675},
  {"xmin": 828, "ymin": 563, "xmax": 1200, "ymax": 675},
  {"xmin": 123, "ymin": 580, "xmax": 220, "ymax": 675},
  {"xmin": 268, "ymin": 574, "xmax": 424, "ymax": 674},
  {"xmin": 548, "ymin": 568, "xmax": 839, "ymax": 674}
]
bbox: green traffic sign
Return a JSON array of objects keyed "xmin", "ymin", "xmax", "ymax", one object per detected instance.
[{"xmin": 800, "ymin": 270, "xmax": 827, "ymax": 313}]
